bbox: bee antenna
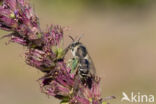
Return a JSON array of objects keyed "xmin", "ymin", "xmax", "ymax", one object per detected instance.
[
  {"xmin": 69, "ymin": 35, "xmax": 74, "ymax": 42},
  {"xmin": 78, "ymin": 34, "xmax": 83, "ymax": 42}
]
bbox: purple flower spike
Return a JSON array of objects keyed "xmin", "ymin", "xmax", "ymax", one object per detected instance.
[
  {"xmin": 0, "ymin": 0, "xmax": 41, "ymax": 41},
  {"xmin": 69, "ymin": 78, "xmax": 102, "ymax": 104},
  {"xmin": 39, "ymin": 62, "xmax": 74, "ymax": 98},
  {"xmin": 43, "ymin": 25, "xmax": 63, "ymax": 48},
  {"xmin": 11, "ymin": 35, "xmax": 26, "ymax": 45},
  {"xmin": 26, "ymin": 48, "xmax": 56, "ymax": 73},
  {"xmin": 0, "ymin": 0, "xmax": 115, "ymax": 104}
]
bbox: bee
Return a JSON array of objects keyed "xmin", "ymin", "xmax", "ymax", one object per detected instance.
[{"xmin": 65, "ymin": 35, "xmax": 96, "ymax": 88}]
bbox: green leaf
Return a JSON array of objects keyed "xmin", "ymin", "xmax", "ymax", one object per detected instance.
[
  {"xmin": 31, "ymin": 44, "xmax": 37, "ymax": 48},
  {"xmin": 60, "ymin": 96, "xmax": 70, "ymax": 104},
  {"xmin": 57, "ymin": 48, "xmax": 64, "ymax": 59},
  {"xmin": 10, "ymin": 13, "xmax": 15, "ymax": 19},
  {"xmin": 89, "ymin": 98, "xmax": 92, "ymax": 102},
  {"xmin": 37, "ymin": 33, "xmax": 42, "ymax": 38},
  {"xmin": 0, "ymin": 1, "xmax": 3, "ymax": 6},
  {"xmin": 60, "ymin": 102, "xmax": 69, "ymax": 104},
  {"xmin": 102, "ymin": 102, "xmax": 107, "ymax": 104},
  {"xmin": 51, "ymin": 46, "xmax": 58, "ymax": 54}
]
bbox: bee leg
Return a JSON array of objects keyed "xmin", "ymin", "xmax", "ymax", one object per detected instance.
[
  {"xmin": 72, "ymin": 73, "xmax": 81, "ymax": 96},
  {"xmin": 81, "ymin": 76, "xmax": 93, "ymax": 89},
  {"xmin": 86, "ymin": 77, "xmax": 93, "ymax": 89},
  {"xmin": 62, "ymin": 44, "xmax": 71, "ymax": 58}
]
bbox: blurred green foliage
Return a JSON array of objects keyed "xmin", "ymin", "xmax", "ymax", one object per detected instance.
[
  {"xmin": 38, "ymin": 0, "xmax": 153, "ymax": 8},
  {"xmin": 33, "ymin": 0, "xmax": 154, "ymax": 14}
]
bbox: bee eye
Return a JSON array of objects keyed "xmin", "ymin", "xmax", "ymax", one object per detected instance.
[{"xmin": 72, "ymin": 44, "xmax": 74, "ymax": 47}]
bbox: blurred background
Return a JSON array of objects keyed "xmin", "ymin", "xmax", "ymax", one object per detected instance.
[{"xmin": 0, "ymin": 0, "xmax": 156, "ymax": 104}]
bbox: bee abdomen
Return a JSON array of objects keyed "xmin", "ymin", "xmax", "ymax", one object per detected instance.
[
  {"xmin": 78, "ymin": 59, "xmax": 90, "ymax": 77},
  {"xmin": 79, "ymin": 68, "xmax": 89, "ymax": 74},
  {"xmin": 79, "ymin": 58, "xmax": 89, "ymax": 68}
]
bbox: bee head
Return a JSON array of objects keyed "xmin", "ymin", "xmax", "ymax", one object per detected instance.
[
  {"xmin": 69, "ymin": 35, "xmax": 82, "ymax": 51},
  {"xmin": 68, "ymin": 35, "xmax": 88, "ymax": 59}
]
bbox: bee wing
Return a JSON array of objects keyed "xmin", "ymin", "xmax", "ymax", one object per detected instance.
[{"xmin": 87, "ymin": 54, "xmax": 96, "ymax": 76}]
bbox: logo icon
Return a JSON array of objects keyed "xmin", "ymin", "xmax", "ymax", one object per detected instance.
[
  {"xmin": 121, "ymin": 92, "xmax": 130, "ymax": 102},
  {"xmin": 121, "ymin": 92, "xmax": 154, "ymax": 103}
]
